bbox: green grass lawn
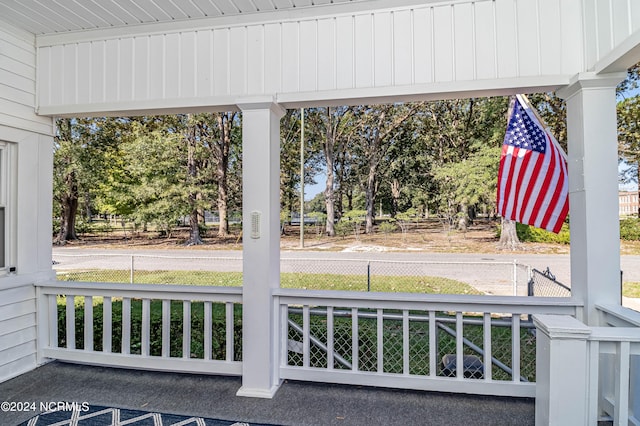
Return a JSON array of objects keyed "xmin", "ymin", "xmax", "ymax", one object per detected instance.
[
  {"xmin": 623, "ymin": 282, "xmax": 640, "ymax": 298},
  {"xmin": 56, "ymin": 269, "xmax": 481, "ymax": 295},
  {"xmin": 56, "ymin": 269, "xmax": 535, "ymax": 381}
]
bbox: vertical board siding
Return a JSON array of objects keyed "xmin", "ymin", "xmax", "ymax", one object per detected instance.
[
  {"xmin": 0, "ymin": 284, "xmax": 37, "ymax": 382},
  {"xmin": 34, "ymin": 0, "xmax": 631, "ymax": 112}
]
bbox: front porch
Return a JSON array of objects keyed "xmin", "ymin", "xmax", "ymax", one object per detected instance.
[{"xmin": 1, "ymin": 361, "xmax": 535, "ymax": 426}]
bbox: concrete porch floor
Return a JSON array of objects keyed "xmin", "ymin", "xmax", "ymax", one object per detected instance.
[{"xmin": 0, "ymin": 361, "xmax": 534, "ymax": 425}]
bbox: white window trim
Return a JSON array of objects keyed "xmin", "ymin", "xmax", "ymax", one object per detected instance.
[{"xmin": 0, "ymin": 142, "xmax": 16, "ymax": 274}]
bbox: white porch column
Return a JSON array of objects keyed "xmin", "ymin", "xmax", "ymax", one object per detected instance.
[
  {"xmin": 533, "ymin": 315, "xmax": 591, "ymax": 426},
  {"xmin": 557, "ymin": 72, "xmax": 626, "ymax": 325},
  {"xmin": 236, "ymin": 97, "xmax": 286, "ymax": 398}
]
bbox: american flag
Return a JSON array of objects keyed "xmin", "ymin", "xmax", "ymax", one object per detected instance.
[{"xmin": 496, "ymin": 95, "xmax": 569, "ymax": 234}]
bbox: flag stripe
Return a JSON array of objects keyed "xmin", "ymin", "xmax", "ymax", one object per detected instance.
[{"xmin": 496, "ymin": 95, "xmax": 569, "ymax": 234}]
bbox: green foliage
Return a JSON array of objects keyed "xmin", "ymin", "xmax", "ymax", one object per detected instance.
[
  {"xmin": 57, "ymin": 299, "xmax": 242, "ymax": 359},
  {"xmin": 515, "ymin": 222, "xmax": 571, "ymax": 244},
  {"xmin": 378, "ymin": 220, "xmax": 397, "ymax": 236},
  {"xmin": 623, "ymin": 282, "xmax": 640, "ymax": 298},
  {"xmin": 620, "ymin": 218, "xmax": 640, "ymax": 241}
]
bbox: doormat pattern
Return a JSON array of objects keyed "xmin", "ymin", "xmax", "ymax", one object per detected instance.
[{"xmin": 19, "ymin": 404, "xmax": 277, "ymax": 426}]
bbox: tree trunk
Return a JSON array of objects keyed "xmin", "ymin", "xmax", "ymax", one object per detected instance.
[
  {"xmin": 215, "ymin": 112, "xmax": 234, "ymax": 237},
  {"xmin": 391, "ymin": 178, "xmax": 400, "ymax": 218},
  {"xmin": 364, "ymin": 161, "xmax": 377, "ymax": 234},
  {"xmin": 57, "ymin": 170, "xmax": 79, "ymax": 243},
  {"xmin": 324, "ymin": 108, "xmax": 336, "ymax": 237},
  {"xmin": 185, "ymin": 122, "xmax": 203, "ymax": 246},
  {"xmin": 499, "ymin": 217, "xmax": 520, "ymax": 250}
]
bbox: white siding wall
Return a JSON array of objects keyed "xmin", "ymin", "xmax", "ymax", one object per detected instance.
[
  {"xmin": 583, "ymin": 0, "xmax": 640, "ymax": 71},
  {"xmin": 36, "ymin": 0, "xmax": 589, "ymax": 115},
  {"xmin": 0, "ymin": 24, "xmax": 54, "ymax": 383}
]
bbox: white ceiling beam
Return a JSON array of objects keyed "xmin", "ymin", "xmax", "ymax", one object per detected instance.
[{"xmin": 594, "ymin": 30, "xmax": 640, "ymax": 74}]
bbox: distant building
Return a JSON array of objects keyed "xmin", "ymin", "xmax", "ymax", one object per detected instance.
[{"xmin": 619, "ymin": 190, "xmax": 639, "ymax": 217}]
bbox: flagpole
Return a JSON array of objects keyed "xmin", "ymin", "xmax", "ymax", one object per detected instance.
[{"xmin": 517, "ymin": 94, "xmax": 568, "ymax": 162}]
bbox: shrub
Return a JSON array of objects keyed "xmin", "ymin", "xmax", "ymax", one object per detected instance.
[
  {"xmin": 620, "ymin": 218, "xmax": 640, "ymax": 241},
  {"xmin": 515, "ymin": 222, "xmax": 571, "ymax": 244}
]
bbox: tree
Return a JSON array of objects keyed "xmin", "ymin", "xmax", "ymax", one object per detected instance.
[
  {"xmin": 351, "ymin": 103, "xmax": 422, "ymax": 234},
  {"xmin": 307, "ymin": 107, "xmax": 354, "ymax": 236},
  {"xmin": 54, "ymin": 117, "xmax": 120, "ymax": 243},
  {"xmin": 617, "ymin": 95, "xmax": 640, "ymax": 217}
]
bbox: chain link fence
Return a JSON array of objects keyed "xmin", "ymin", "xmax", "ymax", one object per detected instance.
[
  {"xmin": 286, "ymin": 307, "xmax": 536, "ymax": 382},
  {"xmin": 53, "ymin": 254, "xmax": 532, "ymax": 296},
  {"xmin": 527, "ymin": 267, "xmax": 571, "ymax": 297}
]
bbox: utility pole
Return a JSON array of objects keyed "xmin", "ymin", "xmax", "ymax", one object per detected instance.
[{"xmin": 300, "ymin": 108, "xmax": 305, "ymax": 248}]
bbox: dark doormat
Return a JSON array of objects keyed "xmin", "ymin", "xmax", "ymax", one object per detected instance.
[{"xmin": 18, "ymin": 404, "xmax": 279, "ymax": 426}]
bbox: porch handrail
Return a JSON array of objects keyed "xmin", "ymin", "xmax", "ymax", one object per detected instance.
[
  {"xmin": 274, "ymin": 287, "xmax": 583, "ymax": 313},
  {"xmin": 35, "ymin": 281, "xmax": 243, "ymax": 376},
  {"xmin": 276, "ymin": 288, "xmax": 583, "ymax": 398}
]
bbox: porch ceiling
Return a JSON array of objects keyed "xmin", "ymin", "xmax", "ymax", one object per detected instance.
[{"xmin": 0, "ymin": 0, "xmax": 406, "ymax": 36}]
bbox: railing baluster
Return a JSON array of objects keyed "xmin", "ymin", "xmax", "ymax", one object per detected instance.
[
  {"xmin": 402, "ymin": 310, "xmax": 409, "ymax": 375},
  {"xmin": 512, "ymin": 314, "xmax": 521, "ymax": 382},
  {"xmin": 614, "ymin": 341, "xmax": 631, "ymax": 425},
  {"xmin": 162, "ymin": 299, "xmax": 170, "ymax": 358},
  {"xmin": 303, "ymin": 305, "xmax": 310, "ymax": 368},
  {"xmin": 204, "ymin": 301, "xmax": 212, "ymax": 360},
  {"xmin": 456, "ymin": 312, "xmax": 463, "ymax": 379},
  {"xmin": 226, "ymin": 302, "xmax": 234, "ymax": 362},
  {"xmin": 48, "ymin": 295, "xmax": 58, "ymax": 349},
  {"xmin": 327, "ymin": 306, "xmax": 334, "ymax": 370},
  {"xmin": 84, "ymin": 296, "xmax": 93, "ymax": 351},
  {"xmin": 122, "ymin": 298, "xmax": 131, "ymax": 355},
  {"xmin": 141, "ymin": 299, "xmax": 150, "ymax": 356},
  {"xmin": 103, "ymin": 297, "xmax": 112, "ymax": 353},
  {"xmin": 66, "ymin": 295, "xmax": 75, "ymax": 350},
  {"xmin": 429, "ymin": 310, "xmax": 436, "ymax": 377},
  {"xmin": 183, "ymin": 301, "xmax": 191, "ymax": 359},
  {"xmin": 587, "ymin": 340, "xmax": 600, "ymax": 425},
  {"xmin": 483, "ymin": 313, "xmax": 492, "ymax": 380},
  {"xmin": 377, "ymin": 308, "xmax": 384, "ymax": 373},
  {"xmin": 352, "ymin": 308, "xmax": 359, "ymax": 371},
  {"xmin": 281, "ymin": 304, "xmax": 289, "ymax": 367}
]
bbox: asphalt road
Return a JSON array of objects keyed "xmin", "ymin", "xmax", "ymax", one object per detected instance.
[{"xmin": 52, "ymin": 246, "xmax": 640, "ymax": 297}]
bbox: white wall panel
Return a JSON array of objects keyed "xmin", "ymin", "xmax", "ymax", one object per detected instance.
[
  {"xmin": 213, "ymin": 28, "xmax": 229, "ymax": 96},
  {"xmin": 229, "ymin": 27, "xmax": 246, "ymax": 95},
  {"xmin": 0, "ymin": 25, "xmax": 51, "ymax": 134},
  {"xmin": 264, "ymin": 23, "xmax": 282, "ymax": 94},
  {"xmin": 299, "ymin": 20, "xmax": 318, "ymax": 92},
  {"xmin": 134, "ymin": 37, "xmax": 149, "ymax": 101},
  {"xmin": 392, "ymin": 10, "xmax": 412, "ymax": 86},
  {"xmin": 538, "ymin": 0, "xmax": 562, "ymax": 76},
  {"xmin": 495, "ymin": 0, "xmax": 518, "ymax": 78},
  {"xmin": 0, "ymin": 284, "xmax": 37, "ymax": 383},
  {"xmin": 282, "ymin": 22, "xmax": 299, "ymax": 93},
  {"xmin": 196, "ymin": 31, "xmax": 214, "ymax": 97},
  {"xmin": 412, "ymin": 8, "xmax": 432, "ymax": 85},
  {"xmin": 474, "ymin": 1, "xmax": 496, "ymax": 80},
  {"xmin": 453, "ymin": 3, "xmax": 475, "ymax": 82},
  {"xmin": 354, "ymin": 13, "xmax": 373, "ymax": 88},
  {"xmin": 433, "ymin": 5, "xmax": 454, "ymax": 82},
  {"xmin": 180, "ymin": 32, "xmax": 197, "ymax": 99},
  {"xmin": 335, "ymin": 16, "xmax": 354, "ymax": 90},
  {"xmin": 164, "ymin": 33, "xmax": 180, "ymax": 99},
  {"xmin": 33, "ymin": 0, "xmax": 632, "ymax": 114},
  {"xmin": 373, "ymin": 12, "xmax": 392, "ymax": 87},
  {"xmin": 515, "ymin": 0, "xmax": 540, "ymax": 77},
  {"xmin": 247, "ymin": 25, "xmax": 264, "ymax": 95},
  {"xmin": 317, "ymin": 19, "xmax": 336, "ymax": 91}
]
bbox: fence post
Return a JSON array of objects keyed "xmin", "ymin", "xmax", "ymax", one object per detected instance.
[
  {"xmin": 367, "ymin": 261, "xmax": 371, "ymax": 292},
  {"xmin": 130, "ymin": 255, "xmax": 134, "ymax": 284},
  {"xmin": 533, "ymin": 314, "xmax": 591, "ymax": 426},
  {"xmin": 513, "ymin": 259, "xmax": 517, "ymax": 296}
]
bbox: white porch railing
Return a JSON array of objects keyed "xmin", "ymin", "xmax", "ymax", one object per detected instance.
[
  {"xmin": 36, "ymin": 281, "xmax": 243, "ymax": 376},
  {"xmin": 275, "ymin": 288, "xmax": 581, "ymax": 397},
  {"xmin": 591, "ymin": 304, "xmax": 640, "ymax": 425}
]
